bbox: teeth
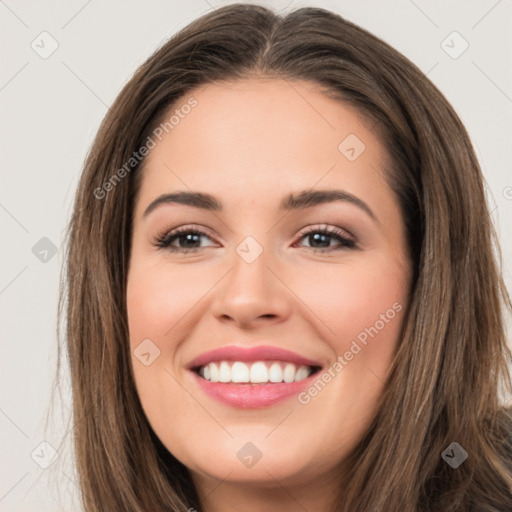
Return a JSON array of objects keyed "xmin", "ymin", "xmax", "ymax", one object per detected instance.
[
  {"xmin": 250, "ymin": 361, "xmax": 268, "ymax": 383},
  {"xmin": 231, "ymin": 362, "xmax": 250, "ymax": 383},
  {"xmin": 269, "ymin": 362, "xmax": 283, "ymax": 382},
  {"xmin": 198, "ymin": 360, "xmax": 314, "ymax": 384},
  {"xmin": 283, "ymin": 363, "xmax": 295, "ymax": 383},
  {"xmin": 219, "ymin": 361, "xmax": 231, "ymax": 382},
  {"xmin": 209, "ymin": 362, "xmax": 219, "ymax": 383},
  {"xmin": 295, "ymin": 366, "xmax": 310, "ymax": 381}
]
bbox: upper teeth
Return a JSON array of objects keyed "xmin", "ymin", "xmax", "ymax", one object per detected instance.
[{"xmin": 198, "ymin": 361, "xmax": 313, "ymax": 384}]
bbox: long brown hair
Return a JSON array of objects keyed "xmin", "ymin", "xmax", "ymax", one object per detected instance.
[{"xmin": 56, "ymin": 4, "xmax": 512, "ymax": 511}]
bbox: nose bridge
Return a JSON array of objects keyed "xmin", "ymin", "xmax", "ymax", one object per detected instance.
[
  {"xmin": 211, "ymin": 233, "xmax": 290, "ymax": 326},
  {"xmin": 232, "ymin": 236, "xmax": 269, "ymax": 292},
  {"xmin": 228, "ymin": 235, "xmax": 274, "ymax": 303}
]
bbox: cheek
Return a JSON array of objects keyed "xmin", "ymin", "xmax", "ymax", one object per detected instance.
[
  {"xmin": 126, "ymin": 260, "xmax": 226, "ymax": 408},
  {"xmin": 126, "ymin": 263, "xmax": 200, "ymax": 436},
  {"xmin": 282, "ymin": 257, "xmax": 408, "ymax": 449},
  {"xmin": 126, "ymin": 261, "xmax": 208, "ymax": 346},
  {"xmin": 293, "ymin": 255, "xmax": 407, "ymax": 368},
  {"xmin": 126, "ymin": 264, "xmax": 182, "ymax": 391}
]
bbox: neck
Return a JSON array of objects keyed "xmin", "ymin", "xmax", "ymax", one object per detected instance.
[{"xmin": 190, "ymin": 466, "xmax": 345, "ymax": 512}]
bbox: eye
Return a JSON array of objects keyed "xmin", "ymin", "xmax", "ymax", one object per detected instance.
[
  {"xmin": 153, "ymin": 226, "xmax": 217, "ymax": 253},
  {"xmin": 293, "ymin": 225, "xmax": 357, "ymax": 253},
  {"xmin": 153, "ymin": 224, "xmax": 358, "ymax": 254}
]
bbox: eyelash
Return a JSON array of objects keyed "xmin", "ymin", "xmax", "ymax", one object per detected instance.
[{"xmin": 153, "ymin": 225, "xmax": 357, "ymax": 254}]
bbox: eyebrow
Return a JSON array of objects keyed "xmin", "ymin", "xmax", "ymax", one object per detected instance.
[{"xmin": 142, "ymin": 189, "xmax": 377, "ymax": 222}]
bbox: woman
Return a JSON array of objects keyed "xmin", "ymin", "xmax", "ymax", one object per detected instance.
[{"xmin": 58, "ymin": 3, "xmax": 512, "ymax": 511}]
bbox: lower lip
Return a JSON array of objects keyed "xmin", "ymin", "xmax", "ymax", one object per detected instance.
[{"xmin": 189, "ymin": 369, "xmax": 319, "ymax": 409}]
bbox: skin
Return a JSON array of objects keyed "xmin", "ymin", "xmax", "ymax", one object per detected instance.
[{"xmin": 126, "ymin": 77, "xmax": 413, "ymax": 512}]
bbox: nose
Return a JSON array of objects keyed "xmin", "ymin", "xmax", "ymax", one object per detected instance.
[{"xmin": 211, "ymin": 247, "xmax": 292, "ymax": 329}]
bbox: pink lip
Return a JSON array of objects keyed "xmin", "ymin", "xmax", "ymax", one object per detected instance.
[
  {"xmin": 189, "ymin": 371, "xmax": 320, "ymax": 409},
  {"xmin": 186, "ymin": 345, "xmax": 323, "ymax": 409},
  {"xmin": 186, "ymin": 345, "xmax": 322, "ymax": 369}
]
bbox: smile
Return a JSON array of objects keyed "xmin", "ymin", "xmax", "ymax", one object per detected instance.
[
  {"xmin": 196, "ymin": 360, "xmax": 318, "ymax": 384},
  {"xmin": 186, "ymin": 345, "xmax": 323, "ymax": 408}
]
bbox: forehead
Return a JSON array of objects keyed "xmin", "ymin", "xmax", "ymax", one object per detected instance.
[{"xmin": 135, "ymin": 78, "xmax": 391, "ymax": 214}]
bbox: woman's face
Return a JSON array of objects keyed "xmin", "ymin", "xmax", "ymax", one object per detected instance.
[{"xmin": 127, "ymin": 78, "xmax": 412, "ymax": 495}]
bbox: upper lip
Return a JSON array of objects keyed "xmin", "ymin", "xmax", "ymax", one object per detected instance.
[{"xmin": 187, "ymin": 345, "xmax": 323, "ymax": 370}]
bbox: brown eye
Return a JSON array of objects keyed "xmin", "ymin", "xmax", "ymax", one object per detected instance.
[
  {"xmin": 295, "ymin": 226, "xmax": 357, "ymax": 253},
  {"xmin": 154, "ymin": 228, "xmax": 216, "ymax": 253}
]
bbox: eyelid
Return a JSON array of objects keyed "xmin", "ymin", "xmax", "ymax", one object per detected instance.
[
  {"xmin": 295, "ymin": 223, "xmax": 355, "ymax": 242},
  {"xmin": 153, "ymin": 223, "xmax": 359, "ymax": 252},
  {"xmin": 293, "ymin": 224, "xmax": 358, "ymax": 251},
  {"xmin": 153, "ymin": 223, "xmax": 220, "ymax": 249}
]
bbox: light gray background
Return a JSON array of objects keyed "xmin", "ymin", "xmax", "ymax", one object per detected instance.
[{"xmin": 1, "ymin": 0, "xmax": 511, "ymax": 510}]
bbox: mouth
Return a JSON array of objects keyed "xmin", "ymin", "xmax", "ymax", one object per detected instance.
[
  {"xmin": 193, "ymin": 360, "xmax": 322, "ymax": 384},
  {"xmin": 186, "ymin": 345, "xmax": 324, "ymax": 409}
]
